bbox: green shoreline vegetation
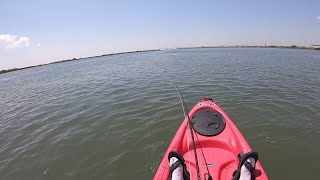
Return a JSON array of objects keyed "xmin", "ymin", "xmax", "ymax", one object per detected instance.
[{"xmin": 1, "ymin": 45, "xmax": 319, "ymax": 75}]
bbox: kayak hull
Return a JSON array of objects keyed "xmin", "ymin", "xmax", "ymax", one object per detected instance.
[{"xmin": 154, "ymin": 99, "xmax": 268, "ymax": 180}]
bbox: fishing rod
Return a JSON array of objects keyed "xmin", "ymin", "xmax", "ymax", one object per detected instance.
[
  {"xmin": 169, "ymin": 80, "xmax": 201, "ymax": 180},
  {"xmin": 170, "ymin": 80, "xmax": 213, "ymax": 180}
]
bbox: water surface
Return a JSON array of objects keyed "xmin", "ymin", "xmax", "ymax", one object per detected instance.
[{"xmin": 0, "ymin": 48, "xmax": 319, "ymax": 179}]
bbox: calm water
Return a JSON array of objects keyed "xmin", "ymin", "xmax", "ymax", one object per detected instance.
[{"xmin": 0, "ymin": 48, "xmax": 319, "ymax": 180}]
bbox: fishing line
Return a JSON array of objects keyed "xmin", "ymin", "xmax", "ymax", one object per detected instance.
[
  {"xmin": 187, "ymin": 124, "xmax": 192, "ymax": 179},
  {"xmin": 169, "ymin": 79, "xmax": 213, "ymax": 180},
  {"xmin": 169, "ymin": 79, "xmax": 201, "ymax": 180},
  {"xmin": 194, "ymin": 132, "xmax": 213, "ymax": 180}
]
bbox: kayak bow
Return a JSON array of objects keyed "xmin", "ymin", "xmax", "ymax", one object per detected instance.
[{"xmin": 154, "ymin": 98, "xmax": 268, "ymax": 180}]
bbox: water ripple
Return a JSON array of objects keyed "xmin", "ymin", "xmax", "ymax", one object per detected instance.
[{"xmin": 0, "ymin": 48, "xmax": 319, "ymax": 179}]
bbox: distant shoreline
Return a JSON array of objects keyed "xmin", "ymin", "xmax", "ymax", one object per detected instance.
[
  {"xmin": 0, "ymin": 49, "xmax": 160, "ymax": 75},
  {"xmin": 1, "ymin": 45, "xmax": 319, "ymax": 75},
  {"xmin": 177, "ymin": 45, "xmax": 320, "ymax": 50}
]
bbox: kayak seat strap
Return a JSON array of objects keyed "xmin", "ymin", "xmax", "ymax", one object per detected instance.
[
  {"xmin": 168, "ymin": 151, "xmax": 190, "ymax": 180},
  {"xmin": 244, "ymin": 161, "xmax": 255, "ymax": 174},
  {"xmin": 232, "ymin": 151, "xmax": 259, "ymax": 180},
  {"xmin": 170, "ymin": 161, "xmax": 181, "ymax": 172}
]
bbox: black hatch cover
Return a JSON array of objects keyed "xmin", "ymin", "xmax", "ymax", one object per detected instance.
[{"xmin": 191, "ymin": 108, "xmax": 226, "ymax": 136}]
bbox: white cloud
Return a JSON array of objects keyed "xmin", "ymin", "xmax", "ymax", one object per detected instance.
[
  {"xmin": 317, "ymin": 16, "xmax": 320, "ymax": 22},
  {"xmin": 0, "ymin": 34, "xmax": 36, "ymax": 49},
  {"xmin": 7, "ymin": 37, "xmax": 30, "ymax": 48},
  {"xmin": 0, "ymin": 34, "xmax": 17, "ymax": 43}
]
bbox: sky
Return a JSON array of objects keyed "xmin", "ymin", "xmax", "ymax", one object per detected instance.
[{"xmin": 0, "ymin": 0, "xmax": 320, "ymax": 70}]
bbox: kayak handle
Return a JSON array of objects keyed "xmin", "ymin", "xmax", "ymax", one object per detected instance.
[{"xmin": 207, "ymin": 122, "xmax": 219, "ymax": 129}]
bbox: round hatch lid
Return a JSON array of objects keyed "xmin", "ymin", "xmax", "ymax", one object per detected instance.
[{"xmin": 191, "ymin": 108, "xmax": 226, "ymax": 136}]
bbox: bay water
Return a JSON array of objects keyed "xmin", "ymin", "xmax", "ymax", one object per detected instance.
[{"xmin": 0, "ymin": 48, "xmax": 319, "ymax": 179}]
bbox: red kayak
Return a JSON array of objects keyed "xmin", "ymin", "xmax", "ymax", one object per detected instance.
[{"xmin": 154, "ymin": 98, "xmax": 268, "ymax": 180}]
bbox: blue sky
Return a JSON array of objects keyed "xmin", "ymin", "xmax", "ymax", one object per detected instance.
[{"xmin": 0, "ymin": 0, "xmax": 319, "ymax": 70}]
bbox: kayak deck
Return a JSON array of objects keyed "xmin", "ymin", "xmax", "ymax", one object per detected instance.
[{"xmin": 154, "ymin": 99, "xmax": 268, "ymax": 180}]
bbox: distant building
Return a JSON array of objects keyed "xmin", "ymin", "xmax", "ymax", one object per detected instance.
[{"xmin": 311, "ymin": 45, "xmax": 320, "ymax": 48}]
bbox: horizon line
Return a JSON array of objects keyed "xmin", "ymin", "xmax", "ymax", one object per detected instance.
[{"xmin": 1, "ymin": 44, "xmax": 320, "ymax": 74}]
